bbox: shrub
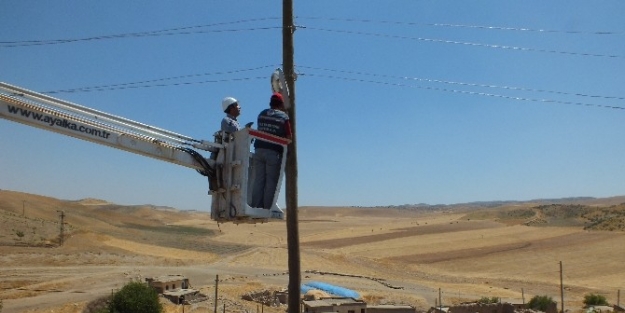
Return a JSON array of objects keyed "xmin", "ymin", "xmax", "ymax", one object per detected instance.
[
  {"xmin": 583, "ymin": 293, "xmax": 608, "ymax": 306},
  {"xmin": 477, "ymin": 296, "xmax": 500, "ymax": 304},
  {"xmin": 83, "ymin": 296, "xmax": 110, "ymax": 313},
  {"xmin": 109, "ymin": 281, "xmax": 163, "ymax": 313},
  {"xmin": 528, "ymin": 295, "xmax": 555, "ymax": 312}
]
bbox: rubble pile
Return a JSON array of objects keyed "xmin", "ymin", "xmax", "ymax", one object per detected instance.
[{"xmin": 241, "ymin": 289, "xmax": 282, "ymax": 307}]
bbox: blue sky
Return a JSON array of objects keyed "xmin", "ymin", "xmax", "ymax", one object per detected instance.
[{"xmin": 1, "ymin": 1, "xmax": 624, "ymax": 211}]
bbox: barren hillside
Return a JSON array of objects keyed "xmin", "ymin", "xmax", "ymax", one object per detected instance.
[{"xmin": 1, "ymin": 189, "xmax": 624, "ymax": 313}]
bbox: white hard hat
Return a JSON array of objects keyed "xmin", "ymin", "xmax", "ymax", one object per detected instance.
[{"xmin": 222, "ymin": 97, "xmax": 238, "ymax": 112}]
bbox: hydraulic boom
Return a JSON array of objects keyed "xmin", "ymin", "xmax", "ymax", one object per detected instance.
[{"xmin": 0, "ymin": 69, "xmax": 291, "ymax": 223}]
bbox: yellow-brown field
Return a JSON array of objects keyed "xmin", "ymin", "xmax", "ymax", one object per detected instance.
[{"xmin": 1, "ymin": 190, "xmax": 624, "ymax": 313}]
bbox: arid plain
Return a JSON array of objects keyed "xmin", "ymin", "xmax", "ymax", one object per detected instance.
[{"xmin": 1, "ymin": 190, "xmax": 624, "ymax": 313}]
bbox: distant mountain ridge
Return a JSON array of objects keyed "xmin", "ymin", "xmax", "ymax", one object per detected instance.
[
  {"xmin": 376, "ymin": 196, "xmax": 625, "ymax": 211},
  {"xmin": 73, "ymin": 198, "xmax": 112, "ymax": 205}
]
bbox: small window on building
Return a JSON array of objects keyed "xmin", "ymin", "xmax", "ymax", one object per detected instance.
[
  {"xmin": 173, "ymin": 284, "xmax": 176, "ymax": 289},
  {"xmin": 166, "ymin": 285, "xmax": 169, "ymax": 290},
  {"xmin": 361, "ymin": 309, "xmax": 365, "ymax": 313},
  {"xmin": 348, "ymin": 310, "xmax": 355, "ymax": 313}
]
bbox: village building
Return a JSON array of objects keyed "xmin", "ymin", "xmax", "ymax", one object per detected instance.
[
  {"xmin": 301, "ymin": 297, "xmax": 416, "ymax": 313},
  {"xmin": 367, "ymin": 304, "xmax": 417, "ymax": 313},
  {"xmin": 427, "ymin": 302, "xmax": 557, "ymax": 313},
  {"xmin": 302, "ymin": 297, "xmax": 367, "ymax": 313},
  {"xmin": 145, "ymin": 274, "xmax": 207, "ymax": 305},
  {"xmin": 427, "ymin": 306, "xmax": 450, "ymax": 313},
  {"xmin": 586, "ymin": 306, "xmax": 616, "ymax": 313},
  {"xmin": 145, "ymin": 274, "xmax": 190, "ymax": 293}
]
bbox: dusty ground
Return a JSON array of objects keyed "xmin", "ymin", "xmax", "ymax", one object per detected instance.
[{"xmin": 1, "ymin": 191, "xmax": 624, "ymax": 313}]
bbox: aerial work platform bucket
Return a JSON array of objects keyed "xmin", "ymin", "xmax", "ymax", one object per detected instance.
[{"xmin": 210, "ymin": 127, "xmax": 290, "ymax": 223}]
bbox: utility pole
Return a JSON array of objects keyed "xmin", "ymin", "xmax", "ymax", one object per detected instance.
[
  {"xmin": 617, "ymin": 289, "xmax": 620, "ymax": 307},
  {"xmin": 57, "ymin": 210, "xmax": 65, "ymax": 246},
  {"xmin": 22, "ymin": 200, "xmax": 25, "ymax": 217},
  {"xmin": 522, "ymin": 288, "xmax": 525, "ymax": 305},
  {"xmin": 214, "ymin": 275, "xmax": 219, "ymax": 313},
  {"xmin": 283, "ymin": 1, "xmax": 300, "ymax": 313},
  {"xmin": 560, "ymin": 261, "xmax": 564, "ymax": 313},
  {"xmin": 439, "ymin": 288, "xmax": 442, "ymax": 312}
]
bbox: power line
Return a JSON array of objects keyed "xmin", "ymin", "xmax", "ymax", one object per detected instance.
[
  {"xmin": 44, "ymin": 65, "xmax": 277, "ymax": 94},
  {"xmin": 304, "ymin": 27, "xmax": 623, "ymax": 59},
  {"xmin": 297, "ymin": 16, "xmax": 623, "ymax": 36},
  {"xmin": 1, "ymin": 27, "xmax": 280, "ymax": 48},
  {"xmin": 298, "ymin": 66, "xmax": 625, "ymax": 102},
  {"xmin": 5, "ymin": 16, "xmax": 618, "ymax": 62},
  {"xmin": 43, "ymin": 76, "xmax": 267, "ymax": 94},
  {"xmin": 0, "ymin": 17, "xmax": 281, "ymax": 48},
  {"xmin": 301, "ymin": 73, "xmax": 625, "ymax": 110},
  {"xmin": 40, "ymin": 64, "xmax": 624, "ymax": 110}
]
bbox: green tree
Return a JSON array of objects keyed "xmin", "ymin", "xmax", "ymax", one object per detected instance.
[
  {"xmin": 109, "ymin": 281, "xmax": 162, "ymax": 313},
  {"xmin": 583, "ymin": 293, "xmax": 608, "ymax": 306},
  {"xmin": 528, "ymin": 295, "xmax": 556, "ymax": 312}
]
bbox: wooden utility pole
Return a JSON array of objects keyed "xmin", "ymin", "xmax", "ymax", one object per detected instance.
[
  {"xmin": 617, "ymin": 289, "xmax": 620, "ymax": 306},
  {"xmin": 214, "ymin": 275, "xmax": 219, "ymax": 313},
  {"xmin": 522, "ymin": 288, "xmax": 525, "ymax": 305},
  {"xmin": 560, "ymin": 261, "xmax": 564, "ymax": 313},
  {"xmin": 57, "ymin": 210, "xmax": 65, "ymax": 246},
  {"xmin": 283, "ymin": 1, "xmax": 300, "ymax": 313},
  {"xmin": 439, "ymin": 288, "xmax": 442, "ymax": 312},
  {"xmin": 438, "ymin": 288, "xmax": 443, "ymax": 313}
]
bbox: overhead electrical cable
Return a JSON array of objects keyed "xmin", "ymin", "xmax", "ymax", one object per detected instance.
[
  {"xmin": 304, "ymin": 27, "xmax": 623, "ymax": 59},
  {"xmin": 0, "ymin": 17, "xmax": 281, "ymax": 48},
  {"xmin": 301, "ymin": 73, "xmax": 625, "ymax": 111},
  {"xmin": 44, "ymin": 65, "xmax": 277, "ymax": 94},
  {"xmin": 298, "ymin": 16, "xmax": 623, "ymax": 35},
  {"xmin": 298, "ymin": 66, "xmax": 625, "ymax": 101},
  {"xmin": 1, "ymin": 27, "xmax": 281, "ymax": 48},
  {"xmin": 44, "ymin": 76, "xmax": 267, "ymax": 94},
  {"xmin": 40, "ymin": 64, "xmax": 624, "ymax": 111}
]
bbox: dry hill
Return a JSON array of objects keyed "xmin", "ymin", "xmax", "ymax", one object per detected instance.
[{"xmin": 1, "ymin": 189, "xmax": 624, "ymax": 313}]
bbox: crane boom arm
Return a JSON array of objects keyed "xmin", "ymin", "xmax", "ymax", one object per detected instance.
[
  {"xmin": 1, "ymin": 67, "xmax": 291, "ymax": 223},
  {"xmin": 0, "ymin": 82, "xmax": 218, "ymax": 171}
]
